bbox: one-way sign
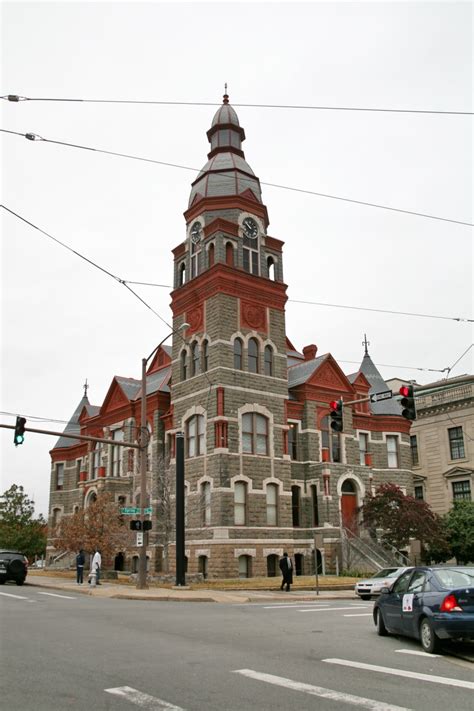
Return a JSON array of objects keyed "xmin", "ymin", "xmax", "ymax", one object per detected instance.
[{"xmin": 369, "ymin": 390, "xmax": 393, "ymax": 403}]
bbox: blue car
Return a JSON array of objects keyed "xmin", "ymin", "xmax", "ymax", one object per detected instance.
[{"xmin": 373, "ymin": 565, "xmax": 474, "ymax": 653}]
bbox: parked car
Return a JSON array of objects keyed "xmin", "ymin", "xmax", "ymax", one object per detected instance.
[
  {"xmin": 0, "ymin": 550, "xmax": 29, "ymax": 585},
  {"xmin": 374, "ymin": 565, "xmax": 474, "ymax": 653},
  {"xmin": 31, "ymin": 559, "xmax": 46, "ymax": 569},
  {"xmin": 355, "ymin": 567, "xmax": 409, "ymax": 600}
]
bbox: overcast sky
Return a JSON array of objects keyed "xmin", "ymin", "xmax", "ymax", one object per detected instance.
[{"xmin": 1, "ymin": 0, "xmax": 472, "ymax": 517}]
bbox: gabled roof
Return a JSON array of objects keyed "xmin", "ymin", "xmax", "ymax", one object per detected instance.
[
  {"xmin": 53, "ymin": 395, "xmax": 92, "ymax": 449},
  {"xmin": 288, "ymin": 353, "xmax": 330, "ymax": 388}
]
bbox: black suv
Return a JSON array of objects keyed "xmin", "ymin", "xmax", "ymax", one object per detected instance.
[{"xmin": 0, "ymin": 550, "xmax": 28, "ymax": 585}]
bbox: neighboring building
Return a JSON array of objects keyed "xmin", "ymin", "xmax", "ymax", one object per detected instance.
[
  {"xmin": 405, "ymin": 374, "xmax": 474, "ymax": 515},
  {"xmin": 47, "ymin": 94, "xmax": 415, "ymax": 577}
]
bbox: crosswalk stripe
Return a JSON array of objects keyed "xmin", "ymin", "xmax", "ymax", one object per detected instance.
[
  {"xmin": 37, "ymin": 592, "xmax": 77, "ymax": 599},
  {"xmin": 344, "ymin": 613, "xmax": 373, "ymax": 617},
  {"xmin": 395, "ymin": 649, "xmax": 441, "ymax": 658},
  {"xmin": 0, "ymin": 591, "xmax": 29, "ymax": 600},
  {"xmin": 233, "ymin": 668, "xmax": 411, "ymax": 710},
  {"xmin": 105, "ymin": 686, "xmax": 184, "ymax": 710},
  {"xmin": 323, "ymin": 658, "xmax": 474, "ymax": 690},
  {"xmin": 298, "ymin": 605, "xmax": 367, "ymax": 612}
]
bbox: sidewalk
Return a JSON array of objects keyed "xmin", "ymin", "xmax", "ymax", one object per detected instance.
[{"xmin": 26, "ymin": 573, "xmax": 357, "ymax": 604}]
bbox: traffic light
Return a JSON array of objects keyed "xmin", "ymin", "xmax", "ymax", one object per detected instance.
[
  {"xmin": 14, "ymin": 416, "xmax": 26, "ymax": 446},
  {"xmin": 142, "ymin": 521, "xmax": 152, "ymax": 532},
  {"xmin": 399, "ymin": 385, "xmax": 417, "ymax": 420},
  {"xmin": 130, "ymin": 520, "xmax": 142, "ymax": 531},
  {"xmin": 329, "ymin": 399, "xmax": 343, "ymax": 432}
]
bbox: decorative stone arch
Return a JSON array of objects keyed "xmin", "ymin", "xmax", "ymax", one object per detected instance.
[
  {"xmin": 197, "ymin": 474, "xmax": 213, "ymax": 491},
  {"xmin": 337, "ymin": 471, "xmax": 365, "ymax": 534},
  {"xmin": 262, "ymin": 476, "xmax": 282, "ymax": 493},
  {"xmin": 84, "ymin": 488, "xmax": 98, "ymax": 508},
  {"xmin": 229, "ymin": 473, "xmax": 253, "ymax": 493},
  {"xmin": 51, "ymin": 506, "xmax": 63, "ymax": 528}
]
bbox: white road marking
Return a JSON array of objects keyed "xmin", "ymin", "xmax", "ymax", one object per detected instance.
[
  {"xmin": 323, "ymin": 658, "xmax": 474, "ymax": 690},
  {"xmin": 0, "ymin": 591, "xmax": 29, "ymax": 600},
  {"xmin": 395, "ymin": 649, "xmax": 441, "ymax": 658},
  {"xmin": 37, "ymin": 592, "xmax": 77, "ymax": 600},
  {"xmin": 298, "ymin": 605, "xmax": 367, "ymax": 612},
  {"xmin": 233, "ymin": 668, "xmax": 411, "ymax": 710},
  {"xmin": 344, "ymin": 613, "xmax": 373, "ymax": 617},
  {"xmin": 263, "ymin": 603, "xmax": 330, "ymax": 609},
  {"xmin": 105, "ymin": 685, "xmax": 185, "ymax": 710}
]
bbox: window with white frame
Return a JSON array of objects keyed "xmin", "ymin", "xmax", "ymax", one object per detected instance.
[
  {"xmin": 248, "ymin": 338, "xmax": 259, "ymax": 373},
  {"xmin": 201, "ymin": 481, "xmax": 211, "ymax": 525},
  {"xmin": 191, "ymin": 341, "xmax": 200, "ymax": 376},
  {"xmin": 92, "ymin": 444, "xmax": 100, "ymax": 479},
  {"xmin": 190, "ymin": 239, "xmax": 200, "ymax": 279},
  {"xmin": 448, "ymin": 427, "xmax": 465, "ymax": 460},
  {"xmin": 414, "ymin": 485, "xmax": 424, "ymax": 500},
  {"xmin": 180, "ymin": 350, "xmax": 188, "ymax": 381},
  {"xmin": 111, "ymin": 430, "xmax": 123, "ymax": 477},
  {"xmin": 234, "ymin": 481, "xmax": 247, "ymax": 525},
  {"xmin": 266, "ymin": 483, "xmax": 278, "ymax": 525},
  {"xmin": 386, "ymin": 435, "xmax": 399, "ymax": 468},
  {"xmin": 234, "ymin": 338, "xmax": 243, "ymax": 370},
  {"xmin": 242, "ymin": 413, "xmax": 268, "ymax": 455},
  {"xmin": 186, "ymin": 415, "xmax": 205, "ymax": 457},
  {"xmin": 264, "ymin": 345, "xmax": 273, "ymax": 376},
  {"xmin": 359, "ymin": 432, "xmax": 368, "ymax": 465},
  {"xmin": 320, "ymin": 416, "xmax": 341, "ymax": 463},
  {"xmin": 76, "ymin": 458, "xmax": 82, "ymax": 483},
  {"xmin": 243, "ymin": 235, "xmax": 259, "ymax": 275},
  {"xmin": 410, "ymin": 434, "xmax": 419, "ymax": 466}
]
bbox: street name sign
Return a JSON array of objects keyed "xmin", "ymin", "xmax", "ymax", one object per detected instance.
[
  {"xmin": 369, "ymin": 390, "xmax": 393, "ymax": 403},
  {"xmin": 120, "ymin": 507, "xmax": 140, "ymax": 515},
  {"xmin": 143, "ymin": 507, "xmax": 152, "ymax": 515}
]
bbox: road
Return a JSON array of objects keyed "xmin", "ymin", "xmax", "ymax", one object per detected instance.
[{"xmin": 1, "ymin": 581, "xmax": 473, "ymax": 710}]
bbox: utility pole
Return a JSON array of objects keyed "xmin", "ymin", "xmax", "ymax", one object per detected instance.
[
  {"xmin": 136, "ymin": 322, "xmax": 189, "ymax": 590},
  {"xmin": 175, "ymin": 431, "xmax": 185, "ymax": 586}
]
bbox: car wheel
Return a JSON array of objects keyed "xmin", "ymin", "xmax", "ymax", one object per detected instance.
[
  {"xmin": 360, "ymin": 595, "xmax": 371, "ymax": 601},
  {"xmin": 9, "ymin": 560, "xmax": 24, "ymax": 576},
  {"xmin": 0, "ymin": 578, "xmax": 5, "ymax": 585},
  {"xmin": 420, "ymin": 617, "xmax": 440, "ymax": 654},
  {"xmin": 375, "ymin": 608, "xmax": 388, "ymax": 636},
  {"xmin": 15, "ymin": 578, "xmax": 25, "ymax": 586}
]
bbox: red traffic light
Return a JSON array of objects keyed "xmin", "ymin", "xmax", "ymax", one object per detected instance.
[
  {"xmin": 399, "ymin": 385, "xmax": 410, "ymax": 397},
  {"xmin": 329, "ymin": 400, "xmax": 339, "ymax": 411}
]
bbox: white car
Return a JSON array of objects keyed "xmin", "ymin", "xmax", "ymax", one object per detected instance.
[{"xmin": 355, "ymin": 567, "xmax": 410, "ymax": 600}]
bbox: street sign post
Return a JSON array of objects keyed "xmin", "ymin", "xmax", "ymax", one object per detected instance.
[{"xmin": 369, "ymin": 390, "xmax": 393, "ymax": 403}]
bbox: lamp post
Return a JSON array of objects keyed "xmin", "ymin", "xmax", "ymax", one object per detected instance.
[{"xmin": 136, "ymin": 322, "xmax": 189, "ymax": 590}]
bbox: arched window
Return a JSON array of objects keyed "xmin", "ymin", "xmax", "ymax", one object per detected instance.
[
  {"xmin": 201, "ymin": 481, "xmax": 211, "ymax": 525},
  {"xmin": 248, "ymin": 337, "xmax": 259, "ymax": 373},
  {"xmin": 267, "ymin": 554, "xmax": 279, "ymax": 577},
  {"xmin": 234, "ymin": 338, "xmax": 243, "ymax": 370},
  {"xmin": 234, "ymin": 481, "xmax": 247, "ymax": 525},
  {"xmin": 243, "ymin": 230, "xmax": 259, "ymax": 275},
  {"xmin": 208, "ymin": 243, "xmax": 215, "ymax": 268},
  {"xmin": 52, "ymin": 508, "xmax": 61, "ymax": 528},
  {"xmin": 180, "ymin": 350, "xmax": 187, "ymax": 381},
  {"xmin": 242, "ymin": 413, "xmax": 268, "ymax": 455},
  {"xmin": 238, "ymin": 555, "xmax": 252, "ymax": 578},
  {"xmin": 191, "ymin": 341, "xmax": 200, "ymax": 376},
  {"xmin": 178, "ymin": 262, "xmax": 186, "ymax": 286},
  {"xmin": 267, "ymin": 256, "xmax": 275, "ymax": 280},
  {"xmin": 342, "ymin": 479, "xmax": 356, "ymax": 493},
  {"xmin": 264, "ymin": 345, "xmax": 273, "ymax": 376},
  {"xmin": 186, "ymin": 414, "xmax": 205, "ymax": 457},
  {"xmin": 191, "ymin": 239, "xmax": 200, "ymax": 279},
  {"xmin": 202, "ymin": 340, "xmax": 209, "ymax": 372},
  {"xmin": 292, "ymin": 485, "xmax": 301, "ymax": 527},
  {"xmin": 266, "ymin": 483, "xmax": 278, "ymax": 525},
  {"xmin": 225, "ymin": 241, "xmax": 234, "ymax": 266}
]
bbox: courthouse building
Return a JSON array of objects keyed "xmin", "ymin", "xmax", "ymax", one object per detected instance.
[{"xmin": 47, "ymin": 95, "xmax": 414, "ymax": 578}]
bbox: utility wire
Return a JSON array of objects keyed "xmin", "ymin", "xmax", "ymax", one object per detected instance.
[
  {"xmin": 444, "ymin": 343, "xmax": 474, "ymax": 378},
  {"xmin": 2, "ymin": 94, "xmax": 472, "ymax": 116},
  {"xmin": 336, "ymin": 359, "xmax": 449, "ymax": 374},
  {"xmin": 0, "ymin": 411, "xmax": 70, "ymax": 425},
  {"xmin": 1, "ymin": 128, "xmax": 472, "ymax": 228}
]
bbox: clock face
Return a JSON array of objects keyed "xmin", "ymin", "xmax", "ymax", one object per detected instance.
[
  {"xmin": 243, "ymin": 217, "xmax": 258, "ymax": 239},
  {"xmin": 191, "ymin": 221, "xmax": 202, "ymax": 243}
]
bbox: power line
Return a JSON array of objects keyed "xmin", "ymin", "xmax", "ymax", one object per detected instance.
[
  {"xmin": 0, "ymin": 411, "xmax": 70, "ymax": 425},
  {"xmin": 1, "ymin": 205, "xmax": 468, "ymax": 376},
  {"xmin": 444, "ymin": 343, "xmax": 474, "ymax": 378},
  {"xmin": 1, "ymin": 128, "xmax": 472, "ymax": 228},
  {"xmin": 2, "ymin": 94, "xmax": 472, "ymax": 116}
]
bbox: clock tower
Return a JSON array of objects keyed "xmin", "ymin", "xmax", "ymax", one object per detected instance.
[{"xmin": 168, "ymin": 93, "xmax": 292, "ymax": 578}]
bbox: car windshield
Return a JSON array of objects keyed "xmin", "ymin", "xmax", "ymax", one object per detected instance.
[
  {"xmin": 371, "ymin": 568, "xmax": 398, "ymax": 578},
  {"xmin": 433, "ymin": 567, "xmax": 474, "ymax": 589}
]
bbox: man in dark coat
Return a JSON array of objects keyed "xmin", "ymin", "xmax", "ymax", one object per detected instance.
[
  {"xmin": 76, "ymin": 549, "xmax": 85, "ymax": 584},
  {"xmin": 279, "ymin": 552, "xmax": 293, "ymax": 591}
]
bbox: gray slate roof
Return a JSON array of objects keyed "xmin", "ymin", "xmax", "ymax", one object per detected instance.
[
  {"xmin": 212, "ymin": 104, "xmax": 240, "ymax": 127},
  {"xmin": 358, "ymin": 354, "xmax": 402, "ymax": 416},
  {"xmin": 53, "ymin": 395, "xmax": 91, "ymax": 449},
  {"xmin": 288, "ymin": 354, "xmax": 329, "ymax": 388}
]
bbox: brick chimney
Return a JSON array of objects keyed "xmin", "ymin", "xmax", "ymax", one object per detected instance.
[{"xmin": 303, "ymin": 344, "xmax": 318, "ymax": 361}]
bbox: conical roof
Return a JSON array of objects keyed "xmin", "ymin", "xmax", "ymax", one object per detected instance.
[
  {"xmin": 188, "ymin": 93, "xmax": 262, "ymax": 207},
  {"xmin": 53, "ymin": 395, "xmax": 95, "ymax": 449},
  {"xmin": 359, "ymin": 353, "xmax": 403, "ymax": 416}
]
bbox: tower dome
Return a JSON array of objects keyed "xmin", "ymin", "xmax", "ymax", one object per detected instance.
[{"xmin": 188, "ymin": 93, "xmax": 263, "ymax": 207}]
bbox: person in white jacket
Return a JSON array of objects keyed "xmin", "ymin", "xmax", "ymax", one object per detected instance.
[{"xmin": 90, "ymin": 549, "xmax": 102, "ymax": 585}]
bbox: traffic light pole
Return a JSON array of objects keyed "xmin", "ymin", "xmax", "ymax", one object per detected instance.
[
  {"xmin": 137, "ymin": 355, "xmax": 149, "ymax": 590},
  {"xmin": 175, "ymin": 431, "xmax": 186, "ymax": 587}
]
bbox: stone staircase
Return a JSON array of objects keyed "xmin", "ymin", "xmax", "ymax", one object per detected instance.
[{"xmin": 341, "ymin": 526, "xmax": 409, "ymax": 573}]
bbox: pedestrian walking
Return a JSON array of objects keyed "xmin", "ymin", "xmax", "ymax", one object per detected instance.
[
  {"xmin": 279, "ymin": 551, "xmax": 293, "ymax": 591},
  {"xmin": 90, "ymin": 549, "xmax": 102, "ymax": 585},
  {"xmin": 76, "ymin": 549, "xmax": 85, "ymax": 584}
]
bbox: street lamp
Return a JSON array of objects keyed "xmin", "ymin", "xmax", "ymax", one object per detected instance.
[{"xmin": 136, "ymin": 322, "xmax": 189, "ymax": 590}]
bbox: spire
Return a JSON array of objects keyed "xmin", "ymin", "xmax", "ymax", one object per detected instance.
[
  {"xmin": 362, "ymin": 334, "xmax": 370, "ymax": 356},
  {"xmin": 223, "ymin": 83, "xmax": 229, "ymax": 104},
  {"xmin": 83, "ymin": 378, "xmax": 89, "ymax": 398}
]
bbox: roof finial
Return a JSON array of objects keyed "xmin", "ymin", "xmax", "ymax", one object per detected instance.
[
  {"xmin": 83, "ymin": 378, "xmax": 89, "ymax": 398},
  {"xmin": 362, "ymin": 334, "xmax": 370, "ymax": 356},
  {"xmin": 223, "ymin": 83, "xmax": 229, "ymax": 104}
]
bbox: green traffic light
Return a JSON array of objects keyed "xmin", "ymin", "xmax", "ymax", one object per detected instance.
[{"xmin": 15, "ymin": 435, "xmax": 24, "ymax": 444}]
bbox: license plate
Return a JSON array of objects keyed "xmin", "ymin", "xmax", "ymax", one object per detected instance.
[{"xmin": 0, "ymin": 565, "xmax": 6, "ymax": 571}]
